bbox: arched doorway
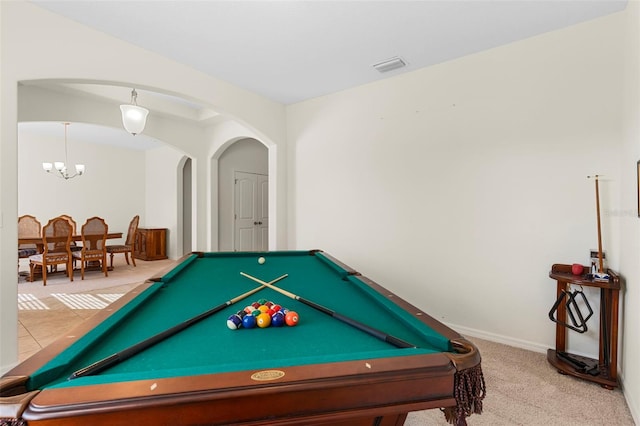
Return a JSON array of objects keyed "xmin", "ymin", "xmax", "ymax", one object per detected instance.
[{"xmin": 217, "ymin": 138, "xmax": 268, "ymax": 251}]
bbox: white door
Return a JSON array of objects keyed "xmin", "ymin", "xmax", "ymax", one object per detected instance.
[{"xmin": 234, "ymin": 171, "xmax": 268, "ymax": 251}]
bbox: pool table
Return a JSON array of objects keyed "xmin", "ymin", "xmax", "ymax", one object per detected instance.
[{"xmin": 1, "ymin": 250, "xmax": 485, "ymax": 426}]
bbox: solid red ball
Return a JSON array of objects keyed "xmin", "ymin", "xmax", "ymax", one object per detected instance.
[{"xmin": 571, "ymin": 263, "xmax": 584, "ymax": 275}]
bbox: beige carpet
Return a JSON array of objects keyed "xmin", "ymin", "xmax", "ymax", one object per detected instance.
[{"xmin": 406, "ymin": 338, "xmax": 634, "ymax": 425}]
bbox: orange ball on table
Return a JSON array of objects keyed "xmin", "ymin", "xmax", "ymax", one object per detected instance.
[{"xmin": 285, "ymin": 311, "xmax": 299, "ymax": 326}]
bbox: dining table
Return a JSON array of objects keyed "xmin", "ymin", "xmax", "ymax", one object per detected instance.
[
  {"xmin": 18, "ymin": 232, "xmax": 123, "ymax": 248},
  {"xmin": 18, "ymin": 232, "xmax": 123, "ymax": 279}
]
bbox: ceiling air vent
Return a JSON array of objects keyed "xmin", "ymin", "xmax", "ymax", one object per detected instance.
[{"xmin": 372, "ymin": 57, "xmax": 407, "ymax": 73}]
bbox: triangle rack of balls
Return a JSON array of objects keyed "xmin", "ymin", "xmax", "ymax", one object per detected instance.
[{"xmin": 227, "ymin": 298, "xmax": 299, "ymax": 330}]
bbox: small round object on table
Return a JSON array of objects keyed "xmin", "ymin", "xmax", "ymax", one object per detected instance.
[
  {"xmin": 256, "ymin": 312, "xmax": 272, "ymax": 328},
  {"xmin": 271, "ymin": 311, "xmax": 285, "ymax": 327},
  {"xmin": 242, "ymin": 314, "xmax": 257, "ymax": 329},
  {"xmin": 258, "ymin": 305, "xmax": 269, "ymax": 313},
  {"xmin": 271, "ymin": 304, "xmax": 282, "ymax": 313},
  {"xmin": 226, "ymin": 314, "xmax": 243, "ymax": 330},
  {"xmin": 285, "ymin": 311, "xmax": 299, "ymax": 327},
  {"xmin": 257, "ymin": 298, "xmax": 268, "ymax": 305},
  {"xmin": 258, "ymin": 257, "xmax": 266, "ymax": 264}
]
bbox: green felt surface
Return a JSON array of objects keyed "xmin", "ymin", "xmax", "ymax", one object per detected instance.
[{"xmin": 28, "ymin": 251, "xmax": 451, "ymax": 390}]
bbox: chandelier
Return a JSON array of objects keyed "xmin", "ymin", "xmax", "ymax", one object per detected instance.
[
  {"xmin": 42, "ymin": 122, "xmax": 85, "ymax": 180},
  {"xmin": 120, "ymin": 88, "xmax": 149, "ymax": 135}
]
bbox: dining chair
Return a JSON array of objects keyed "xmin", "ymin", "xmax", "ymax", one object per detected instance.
[
  {"xmin": 106, "ymin": 215, "xmax": 139, "ymax": 268},
  {"xmin": 73, "ymin": 216, "xmax": 109, "ymax": 280},
  {"xmin": 58, "ymin": 214, "xmax": 82, "ymax": 251},
  {"xmin": 18, "ymin": 215, "xmax": 41, "ymax": 258},
  {"xmin": 29, "ymin": 217, "xmax": 74, "ymax": 285}
]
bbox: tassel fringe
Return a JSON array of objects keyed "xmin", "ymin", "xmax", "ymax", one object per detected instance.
[{"xmin": 443, "ymin": 363, "xmax": 486, "ymax": 425}]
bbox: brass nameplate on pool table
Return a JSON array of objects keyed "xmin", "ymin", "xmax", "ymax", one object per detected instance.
[{"xmin": 251, "ymin": 370, "xmax": 285, "ymax": 381}]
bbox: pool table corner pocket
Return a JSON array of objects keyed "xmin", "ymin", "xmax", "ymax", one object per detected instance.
[
  {"xmin": 442, "ymin": 338, "xmax": 486, "ymax": 425},
  {"xmin": 0, "ymin": 376, "xmax": 39, "ymax": 425}
]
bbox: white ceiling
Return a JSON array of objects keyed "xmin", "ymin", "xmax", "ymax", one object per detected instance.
[
  {"xmin": 31, "ymin": 0, "xmax": 627, "ymax": 105},
  {"xmin": 23, "ymin": 1, "xmax": 627, "ymax": 150}
]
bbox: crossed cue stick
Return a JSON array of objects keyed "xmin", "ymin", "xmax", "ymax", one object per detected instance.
[{"xmin": 240, "ymin": 272, "xmax": 416, "ymax": 349}]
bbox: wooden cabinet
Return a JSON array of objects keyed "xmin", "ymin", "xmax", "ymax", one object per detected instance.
[{"xmin": 134, "ymin": 228, "xmax": 167, "ymax": 261}]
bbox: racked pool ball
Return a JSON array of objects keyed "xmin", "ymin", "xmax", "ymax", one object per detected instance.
[
  {"xmin": 285, "ymin": 311, "xmax": 299, "ymax": 326},
  {"xmin": 226, "ymin": 314, "xmax": 243, "ymax": 330},
  {"xmin": 242, "ymin": 314, "xmax": 257, "ymax": 329},
  {"xmin": 271, "ymin": 311, "xmax": 285, "ymax": 327},
  {"xmin": 256, "ymin": 312, "xmax": 272, "ymax": 328}
]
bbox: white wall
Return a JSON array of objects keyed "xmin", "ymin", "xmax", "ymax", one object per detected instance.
[
  {"xmin": 619, "ymin": 1, "xmax": 640, "ymax": 421},
  {"xmin": 218, "ymin": 138, "xmax": 269, "ymax": 251},
  {"xmin": 287, "ymin": 0, "xmax": 628, "ymax": 395},
  {"xmin": 144, "ymin": 145, "xmax": 186, "ymax": 259},
  {"xmin": 18, "ymin": 125, "xmax": 146, "ymax": 241}
]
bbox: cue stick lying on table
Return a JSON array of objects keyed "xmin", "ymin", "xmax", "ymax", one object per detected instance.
[
  {"xmin": 68, "ymin": 274, "xmax": 288, "ymax": 380},
  {"xmin": 240, "ymin": 272, "xmax": 416, "ymax": 349}
]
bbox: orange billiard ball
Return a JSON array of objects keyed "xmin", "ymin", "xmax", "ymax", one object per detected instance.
[{"xmin": 285, "ymin": 311, "xmax": 299, "ymax": 326}]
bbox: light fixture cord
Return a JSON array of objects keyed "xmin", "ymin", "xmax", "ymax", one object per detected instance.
[{"xmin": 64, "ymin": 122, "xmax": 69, "ymax": 168}]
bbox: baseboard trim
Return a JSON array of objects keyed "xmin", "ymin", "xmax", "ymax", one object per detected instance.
[{"xmin": 446, "ymin": 322, "xmax": 550, "ymax": 354}]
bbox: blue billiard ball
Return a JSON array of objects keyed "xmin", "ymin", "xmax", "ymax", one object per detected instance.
[
  {"xmin": 271, "ymin": 311, "xmax": 285, "ymax": 327},
  {"xmin": 226, "ymin": 314, "xmax": 243, "ymax": 330},
  {"xmin": 242, "ymin": 314, "xmax": 257, "ymax": 329}
]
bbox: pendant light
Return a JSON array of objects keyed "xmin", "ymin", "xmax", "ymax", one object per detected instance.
[{"xmin": 120, "ymin": 88, "xmax": 149, "ymax": 135}]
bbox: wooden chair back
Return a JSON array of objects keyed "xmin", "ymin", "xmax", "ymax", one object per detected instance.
[
  {"xmin": 58, "ymin": 214, "xmax": 77, "ymax": 235},
  {"xmin": 18, "ymin": 215, "xmax": 41, "ymax": 256},
  {"xmin": 43, "ymin": 218, "xmax": 73, "ymax": 255},
  {"xmin": 18, "ymin": 215, "xmax": 41, "ymax": 238},
  {"xmin": 74, "ymin": 216, "xmax": 109, "ymax": 279},
  {"xmin": 80, "ymin": 217, "xmax": 109, "ymax": 251},
  {"xmin": 29, "ymin": 217, "xmax": 73, "ymax": 285},
  {"xmin": 125, "ymin": 215, "xmax": 140, "ymax": 246}
]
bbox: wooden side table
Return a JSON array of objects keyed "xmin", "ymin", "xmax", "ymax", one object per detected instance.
[
  {"xmin": 548, "ymin": 264, "xmax": 620, "ymax": 389},
  {"xmin": 134, "ymin": 228, "xmax": 167, "ymax": 261}
]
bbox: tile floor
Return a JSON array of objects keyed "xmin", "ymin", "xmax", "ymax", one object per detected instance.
[{"xmin": 17, "ymin": 257, "xmax": 176, "ymax": 362}]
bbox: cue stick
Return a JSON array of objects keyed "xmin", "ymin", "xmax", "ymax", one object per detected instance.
[
  {"xmin": 240, "ymin": 272, "xmax": 416, "ymax": 349},
  {"xmin": 588, "ymin": 174, "xmax": 605, "ymax": 273},
  {"xmin": 68, "ymin": 274, "xmax": 288, "ymax": 380}
]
